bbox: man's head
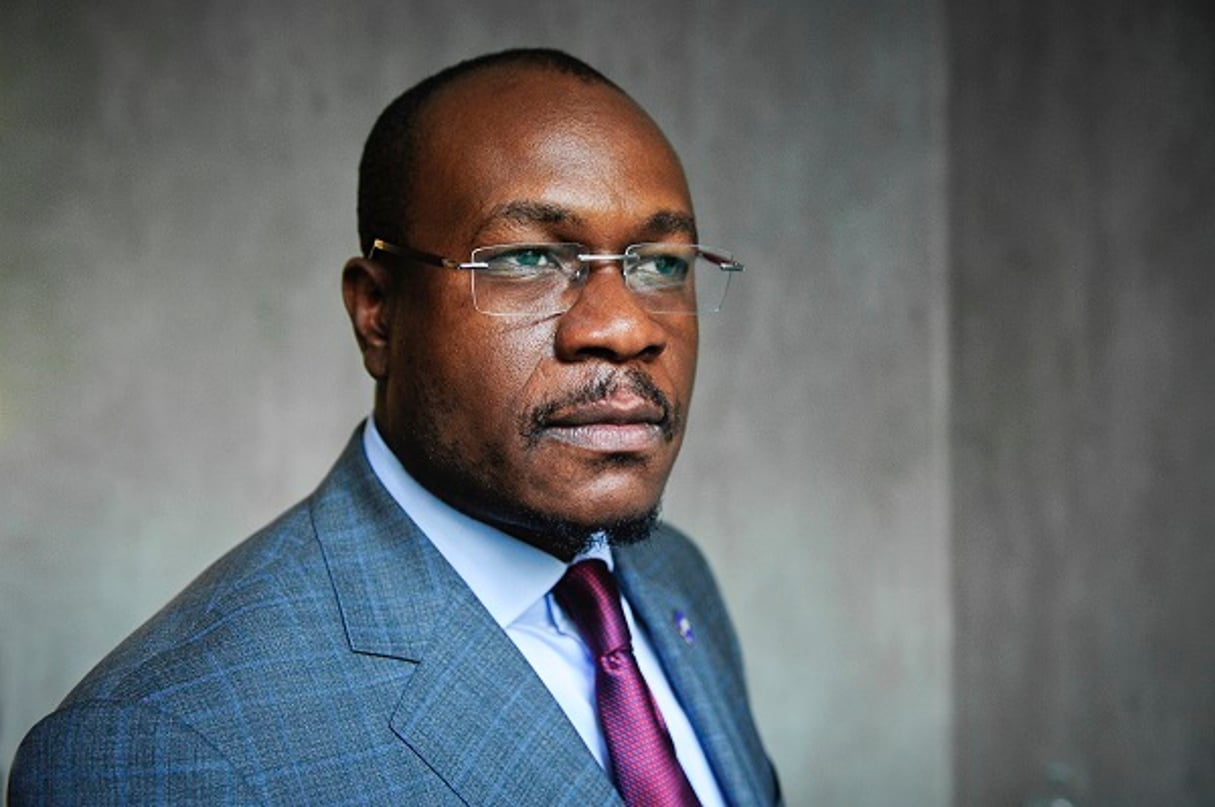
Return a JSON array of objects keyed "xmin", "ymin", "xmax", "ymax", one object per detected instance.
[{"xmin": 342, "ymin": 49, "xmax": 699, "ymax": 560}]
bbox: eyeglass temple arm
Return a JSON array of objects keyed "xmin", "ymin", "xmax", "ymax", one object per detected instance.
[
  {"xmin": 369, "ymin": 238, "xmax": 478, "ymax": 270},
  {"xmin": 699, "ymin": 249, "xmax": 745, "ymax": 272}
]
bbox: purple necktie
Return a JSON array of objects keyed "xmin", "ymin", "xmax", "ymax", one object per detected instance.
[{"xmin": 555, "ymin": 560, "xmax": 701, "ymax": 807}]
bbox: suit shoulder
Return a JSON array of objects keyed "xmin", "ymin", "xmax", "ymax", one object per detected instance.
[
  {"xmin": 8, "ymin": 698, "xmax": 261, "ymax": 805},
  {"xmin": 62, "ymin": 497, "xmax": 331, "ymax": 707}
]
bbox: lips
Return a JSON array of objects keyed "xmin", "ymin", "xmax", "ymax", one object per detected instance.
[
  {"xmin": 537, "ymin": 389, "xmax": 672, "ymax": 453},
  {"xmin": 547, "ymin": 392, "xmax": 665, "ymax": 427}
]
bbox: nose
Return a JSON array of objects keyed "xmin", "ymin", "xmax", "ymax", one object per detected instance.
[{"xmin": 553, "ymin": 262, "xmax": 668, "ymax": 363}]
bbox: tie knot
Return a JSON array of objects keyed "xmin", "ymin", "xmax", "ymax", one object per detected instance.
[{"xmin": 554, "ymin": 559, "xmax": 632, "ymax": 658}]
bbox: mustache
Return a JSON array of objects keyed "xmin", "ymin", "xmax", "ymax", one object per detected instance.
[{"xmin": 525, "ymin": 368, "xmax": 679, "ymax": 442}]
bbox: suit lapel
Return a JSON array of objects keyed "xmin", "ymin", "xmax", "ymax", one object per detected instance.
[
  {"xmin": 389, "ymin": 584, "xmax": 619, "ymax": 806},
  {"xmin": 616, "ymin": 532, "xmax": 773, "ymax": 805},
  {"xmin": 309, "ymin": 432, "xmax": 620, "ymax": 805}
]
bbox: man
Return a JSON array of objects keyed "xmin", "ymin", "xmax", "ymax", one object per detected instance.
[{"xmin": 9, "ymin": 49, "xmax": 779, "ymax": 805}]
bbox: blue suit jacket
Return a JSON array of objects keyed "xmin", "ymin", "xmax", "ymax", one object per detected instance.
[{"xmin": 9, "ymin": 429, "xmax": 780, "ymax": 805}]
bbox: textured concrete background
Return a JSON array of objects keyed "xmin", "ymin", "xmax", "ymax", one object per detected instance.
[
  {"xmin": 949, "ymin": 2, "xmax": 1215, "ymax": 805},
  {"xmin": 2, "ymin": 2, "xmax": 949, "ymax": 803},
  {"xmin": 6, "ymin": 2, "xmax": 1212, "ymax": 805}
]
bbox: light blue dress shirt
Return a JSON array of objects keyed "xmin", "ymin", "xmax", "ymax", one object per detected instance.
[{"xmin": 363, "ymin": 418, "xmax": 724, "ymax": 805}]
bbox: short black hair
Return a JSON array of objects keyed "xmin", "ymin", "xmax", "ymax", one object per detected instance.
[{"xmin": 356, "ymin": 49, "xmax": 623, "ymax": 257}]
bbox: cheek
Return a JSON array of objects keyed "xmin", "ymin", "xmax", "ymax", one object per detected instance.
[
  {"xmin": 664, "ymin": 320, "xmax": 700, "ymax": 400},
  {"xmin": 448, "ymin": 320, "xmax": 558, "ymax": 436}
]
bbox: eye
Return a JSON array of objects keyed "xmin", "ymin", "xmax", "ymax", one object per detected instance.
[
  {"xmin": 505, "ymin": 247, "xmax": 556, "ymax": 268},
  {"xmin": 647, "ymin": 254, "xmax": 689, "ymax": 278},
  {"xmin": 482, "ymin": 245, "xmax": 566, "ymax": 277},
  {"xmin": 631, "ymin": 249, "xmax": 691, "ymax": 287}
]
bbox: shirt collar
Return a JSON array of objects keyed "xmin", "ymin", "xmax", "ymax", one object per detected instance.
[{"xmin": 362, "ymin": 417, "xmax": 611, "ymax": 628}]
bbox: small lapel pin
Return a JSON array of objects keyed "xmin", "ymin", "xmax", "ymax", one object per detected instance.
[{"xmin": 674, "ymin": 610, "xmax": 695, "ymax": 645}]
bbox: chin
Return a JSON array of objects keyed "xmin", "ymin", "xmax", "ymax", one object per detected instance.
[{"xmin": 516, "ymin": 504, "xmax": 661, "ymax": 562}]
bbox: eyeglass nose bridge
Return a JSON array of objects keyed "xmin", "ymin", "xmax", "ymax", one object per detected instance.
[
  {"xmin": 576, "ymin": 252, "xmax": 630, "ymax": 263},
  {"xmin": 557, "ymin": 253, "xmax": 656, "ymax": 316},
  {"xmin": 568, "ymin": 252, "xmax": 642, "ymax": 288},
  {"xmin": 574, "ymin": 252, "xmax": 631, "ymax": 275}
]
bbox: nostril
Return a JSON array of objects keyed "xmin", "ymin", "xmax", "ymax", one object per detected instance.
[{"xmin": 553, "ymin": 273, "xmax": 669, "ymax": 364}]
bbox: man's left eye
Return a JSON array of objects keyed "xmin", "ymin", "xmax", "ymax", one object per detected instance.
[{"xmin": 634, "ymin": 253, "xmax": 690, "ymax": 283}]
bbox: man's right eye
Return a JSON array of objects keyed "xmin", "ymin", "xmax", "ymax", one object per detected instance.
[{"xmin": 490, "ymin": 248, "xmax": 559, "ymax": 273}]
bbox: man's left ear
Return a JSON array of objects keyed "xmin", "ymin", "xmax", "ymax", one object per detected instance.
[{"xmin": 342, "ymin": 256, "xmax": 393, "ymax": 381}]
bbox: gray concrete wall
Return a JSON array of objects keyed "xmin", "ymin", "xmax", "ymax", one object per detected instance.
[
  {"xmin": 1, "ymin": 2, "xmax": 951, "ymax": 804},
  {"xmin": 949, "ymin": 2, "xmax": 1215, "ymax": 804}
]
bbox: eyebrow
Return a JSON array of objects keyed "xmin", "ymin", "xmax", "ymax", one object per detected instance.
[
  {"xmin": 473, "ymin": 200, "xmax": 698, "ymax": 242},
  {"xmin": 644, "ymin": 210, "xmax": 698, "ymax": 240},
  {"xmin": 475, "ymin": 201, "xmax": 583, "ymax": 238}
]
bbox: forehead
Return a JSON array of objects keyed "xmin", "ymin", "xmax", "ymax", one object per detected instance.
[{"xmin": 409, "ymin": 67, "xmax": 693, "ymax": 247}]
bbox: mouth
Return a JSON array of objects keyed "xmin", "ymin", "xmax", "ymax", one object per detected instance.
[
  {"xmin": 542, "ymin": 393, "xmax": 668, "ymax": 452},
  {"xmin": 528, "ymin": 371, "xmax": 677, "ymax": 454}
]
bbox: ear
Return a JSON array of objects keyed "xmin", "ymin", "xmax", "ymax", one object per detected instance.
[{"xmin": 342, "ymin": 256, "xmax": 394, "ymax": 381}]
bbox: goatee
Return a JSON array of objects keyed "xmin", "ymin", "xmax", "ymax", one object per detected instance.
[{"xmin": 527, "ymin": 507, "xmax": 660, "ymax": 561}]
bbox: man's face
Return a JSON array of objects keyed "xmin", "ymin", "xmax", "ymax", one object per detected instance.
[{"xmin": 367, "ymin": 68, "xmax": 698, "ymax": 558}]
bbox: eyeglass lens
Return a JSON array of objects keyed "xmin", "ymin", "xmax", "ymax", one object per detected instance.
[{"xmin": 468, "ymin": 244, "xmax": 734, "ymax": 316}]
